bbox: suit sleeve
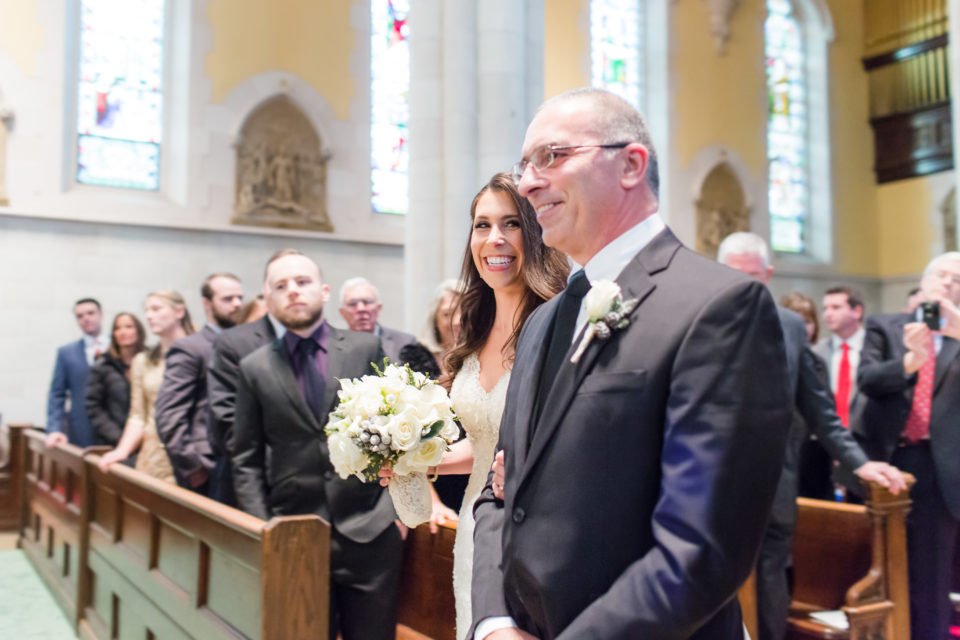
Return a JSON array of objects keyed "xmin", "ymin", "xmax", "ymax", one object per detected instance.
[
  {"xmin": 207, "ymin": 338, "xmax": 241, "ymax": 457},
  {"xmin": 156, "ymin": 344, "xmax": 213, "ymax": 478},
  {"xmin": 231, "ymin": 364, "xmax": 270, "ymax": 520},
  {"xmin": 795, "ymin": 346, "xmax": 868, "ymax": 472},
  {"xmin": 556, "ymin": 279, "xmax": 792, "ymax": 639},
  {"xmin": 858, "ymin": 317, "xmax": 914, "ymax": 397},
  {"xmin": 85, "ymin": 365, "xmax": 123, "ymax": 445},
  {"xmin": 46, "ymin": 348, "xmax": 68, "ymax": 434}
]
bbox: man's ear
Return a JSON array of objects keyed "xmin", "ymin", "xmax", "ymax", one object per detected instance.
[{"xmin": 620, "ymin": 142, "xmax": 649, "ymax": 190}]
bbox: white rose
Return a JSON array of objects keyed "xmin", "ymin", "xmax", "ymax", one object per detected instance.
[
  {"xmin": 406, "ymin": 436, "xmax": 446, "ymax": 470},
  {"xmin": 584, "ymin": 280, "xmax": 621, "ymax": 321},
  {"xmin": 388, "ymin": 407, "xmax": 421, "ymax": 451},
  {"xmin": 327, "ymin": 432, "xmax": 367, "ymax": 479},
  {"xmin": 439, "ymin": 420, "xmax": 460, "ymax": 443}
]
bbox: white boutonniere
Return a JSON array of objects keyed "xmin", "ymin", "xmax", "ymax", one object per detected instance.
[{"xmin": 570, "ymin": 280, "xmax": 639, "ymax": 363}]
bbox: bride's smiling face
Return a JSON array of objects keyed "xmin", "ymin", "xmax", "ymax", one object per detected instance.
[{"xmin": 471, "ymin": 189, "xmax": 525, "ymax": 294}]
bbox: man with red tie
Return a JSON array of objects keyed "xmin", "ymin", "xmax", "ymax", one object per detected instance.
[
  {"xmin": 858, "ymin": 252, "xmax": 960, "ymax": 640},
  {"xmin": 818, "ymin": 286, "xmax": 866, "ymax": 428}
]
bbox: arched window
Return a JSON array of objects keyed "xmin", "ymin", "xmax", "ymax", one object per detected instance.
[
  {"xmin": 370, "ymin": 0, "xmax": 410, "ymax": 215},
  {"xmin": 765, "ymin": 0, "xmax": 807, "ymax": 253},
  {"xmin": 590, "ymin": 0, "xmax": 642, "ymax": 109},
  {"xmin": 76, "ymin": 0, "xmax": 166, "ymax": 191}
]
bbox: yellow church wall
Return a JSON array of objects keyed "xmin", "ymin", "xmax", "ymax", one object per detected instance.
[
  {"xmin": 876, "ymin": 176, "xmax": 944, "ymax": 276},
  {"xmin": 0, "ymin": 0, "xmax": 45, "ymax": 77},
  {"xmin": 205, "ymin": 0, "xmax": 356, "ymax": 120},
  {"xmin": 544, "ymin": 0, "xmax": 589, "ymax": 98}
]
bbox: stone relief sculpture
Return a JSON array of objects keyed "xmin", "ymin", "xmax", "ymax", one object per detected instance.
[
  {"xmin": 233, "ymin": 96, "xmax": 333, "ymax": 232},
  {"xmin": 0, "ymin": 96, "xmax": 13, "ymax": 207},
  {"xmin": 704, "ymin": 0, "xmax": 741, "ymax": 55},
  {"xmin": 942, "ymin": 187, "xmax": 957, "ymax": 252},
  {"xmin": 695, "ymin": 162, "xmax": 750, "ymax": 258}
]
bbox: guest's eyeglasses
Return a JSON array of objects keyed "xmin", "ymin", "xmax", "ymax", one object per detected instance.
[
  {"xmin": 345, "ymin": 297, "xmax": 378, "ymax": 309},
  {"xmin": 511, "ymin": 143, "xmax": 631, "ymax": 185}
]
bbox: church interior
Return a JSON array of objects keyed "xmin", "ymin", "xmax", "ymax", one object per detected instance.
[{"xmin": 1, "ymin": 0, "xmax": 959, "ymax": 638}]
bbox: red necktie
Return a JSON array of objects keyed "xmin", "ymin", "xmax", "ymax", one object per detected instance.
[
  {"xmin": 903, "ymin": 333, "xmax": 935, "ymax": 443},
  {"xmin": 836, "ymin": 343, "xmax": 851, "ymax": 427}
]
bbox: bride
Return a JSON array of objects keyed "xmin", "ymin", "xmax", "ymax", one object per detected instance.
[{"xmin": 436, "ymin": 172, "xmax": 567, "ymax": 638}]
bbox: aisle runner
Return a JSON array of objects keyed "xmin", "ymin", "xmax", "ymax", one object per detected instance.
[{"xmin": 0, "ymin": 550, "xmax": 74, "ymax": 639}]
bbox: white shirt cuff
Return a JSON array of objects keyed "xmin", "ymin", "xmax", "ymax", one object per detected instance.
[{"xmin": 475, "ymin": 616, "xmax": 518, "ymax": 639}]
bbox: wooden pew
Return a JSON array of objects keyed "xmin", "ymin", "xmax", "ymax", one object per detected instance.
[
  {"xmin": 0, "ymin": 422, "xmax": 30, "ymax": 531},
  {"xmin": 15, "ymin": 427, "xmax": 331, "ymax": 639},
  {"xmin": 786, "ymin": 476, "xmax": 915, "ymax": 640},
  {"xmin": 397, "ymin": 521, "xmax": 458, "ymax": 640}
]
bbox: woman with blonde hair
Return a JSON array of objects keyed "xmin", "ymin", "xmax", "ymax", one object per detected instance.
[{"xmin": 98, "ymin": 290, "xmax": 195, "ymax": 482}]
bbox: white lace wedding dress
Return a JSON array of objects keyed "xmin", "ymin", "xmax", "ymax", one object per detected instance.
[{"xmin": 449, "ymin": 352, "xmax": 510, "ymax": 640}]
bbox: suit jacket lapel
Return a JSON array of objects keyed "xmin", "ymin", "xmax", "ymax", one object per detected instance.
[
  {"xmin": 519, "ymin": 229, "xmax": 678, "ymax": 487},
  {"xmin": 322, "ymin": 327, "xmax": 349, "ymax": 418},
  {"xmin": 271, "ymin": 339, "xmax": 321, "ymax": 431},
  {"xmin": 510, "ymin": 300, "xmax": 556, "ymax": 472},
  {"xmin": 934, "ymin": 336, "xmax": 960, "ymax": 394}
]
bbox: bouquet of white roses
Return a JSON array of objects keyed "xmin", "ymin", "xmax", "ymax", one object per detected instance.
[{"xmin": 325, "ymin": 360, "xmax": 460, "ymax": 526}]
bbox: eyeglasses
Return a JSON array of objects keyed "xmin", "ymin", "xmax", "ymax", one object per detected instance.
[
  {"xmin": 345, "ymin": 297, "xmax": 378, "ymax": 309},
  {"xmin": 511, "ymin": 143, "xmax": 631, "ymax": 184},
  {"xmin": 932, "ymin": 270, "xmax": 960, "ymax": 286}
]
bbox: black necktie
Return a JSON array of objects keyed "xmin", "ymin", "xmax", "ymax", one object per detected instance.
[
  {"xmin": 535, "ymin": 269, "xmax": 590, "ymax": 417},
  {"xmin": 295, "ymin": 337, "xmax": 326, "ymax": 423}
]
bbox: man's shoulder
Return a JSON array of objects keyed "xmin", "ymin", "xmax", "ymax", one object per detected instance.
[
  {"xmin": 217, "ymin": 317, "xmax": 272, "ymax": 350},
  {"xmin": 333, "ymin": 326, "xmax": 383, "ymax": 351},
  {"xmin": 239, "ymin": 340, "xmax": 279, "ymax": 373},
  {"xmin": 56, "ymin": 339, "xmax": 84, "ymax": 358},
  {"xmin": 380, "ymin": 325, "xmax": 417, "ymax": 345},
  {"xmin": 865, "ymin": 312, "xmax": 909, "ymax": 331},
  {"xmin": 170, "ymin": 328, "xmax": 216, "ymax": 357}
]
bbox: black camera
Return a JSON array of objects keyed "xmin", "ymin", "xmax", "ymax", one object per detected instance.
[{"xmin": 920, "ymin": 301, "xmax": 940, "ymax": 330}]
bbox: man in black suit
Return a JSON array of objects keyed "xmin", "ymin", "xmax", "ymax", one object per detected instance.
[
  {"xmin": 858, "ymin": 251, "xmax": 960, "ymax": 640},
  {"xmin": 470, "ymin": 88, "xmax": 792, "ymax": 640},
  {"xmin": 718, "ymin": 232, "xmax": 905, "ymax": 640},
  {"xmin": 156, "ymin": 273, "xmax": 243, "ymax": 496},
  {"xmin": 232, "ymin": 250, "xmax": 400, "ymax": 640},
  {"xmin": 338, "ymin": 276, "xmax": 419, "ymax": 364}
]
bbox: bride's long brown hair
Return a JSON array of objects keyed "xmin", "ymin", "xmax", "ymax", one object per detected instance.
[{"xmin": 443, "ymin": 172, "xmax": 569, "ymax": 385}]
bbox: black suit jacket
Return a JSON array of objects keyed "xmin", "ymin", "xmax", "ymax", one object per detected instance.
[
  {"xmin": 471, "ymin": 229, "xmax": 792, "ymax": 640},
  {"xmin": 231, "ymin": 325, "xmax": 396, "ymax": 543},
  {"xmin": 857, "ymin": 313, "xmax": 960, "ymax": 518},
  {"xmin": 770, "ymin": 308, "xmax": 867, "ymax": 528},
  {"xmin": 207, "ymin": 316, "xmax": 277, "ymax": 457},
  {"xmin": 156, "ymin": 325, "xmax": 219, "ymax": 485}
]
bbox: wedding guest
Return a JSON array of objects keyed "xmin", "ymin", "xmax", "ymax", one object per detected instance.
[
  {"xmin": 780, "ymin": 292, "xmax": 820, "ymax": 344},
  {"xmin": 239, "ymin": 294, "xmax": 267, "ymax": 324},
  {"xmin": 85, "ymin": 313, "xmax": 147, "ymax": 448},
  {"xmin": 45, "ymin": 298, "xmax": 110, "ymax": 448},
  {"xmin": 339, "ymin": 276, "xmax": 419, "ymax": 364},
  {"xmin": 156, "ymin": 274, "xmax": 243, "ymax": 496},
  {"xmin": 98, "ymin": 291, "xmax": 195, "ymax": 483},
  {"xmin": 384, "ymin": 172, "xmax": 568, "ymax": 638},
  {"xmin": 232, "ymin": 250, "xmax": 400, "ymax": 640},
  {"xmin": 419, "ymin": 279, "xmax": 462, "ymax": 378},
  {"xmin": 471, "ymin": 88, "xmax": 792, "ymax": 640}
]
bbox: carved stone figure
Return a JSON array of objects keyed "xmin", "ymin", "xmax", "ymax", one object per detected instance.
[
  {"xmin": 233, "ymin": 96, "xmax": 332, "ymax": 232},
  {"xmin": 695, "ymin": 162, "xmax": 750, "ymax": 258},
  {"xmin": 942, "ymin": 187, "xmax": 957, "ymax": 252},
  {"xmin": 703, "ymin": 0, "xmax": 741, "ymax": 55},
  {"xmin": 0, "ymin": 101, "xmax": 13, "ymax": 207}
]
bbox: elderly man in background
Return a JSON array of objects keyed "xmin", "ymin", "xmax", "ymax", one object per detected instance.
[{"xmin": 338, "ymin": 276, "xmax": 418, "ymax": 365}]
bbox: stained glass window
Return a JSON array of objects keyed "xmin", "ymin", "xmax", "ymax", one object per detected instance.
[
  {"xmin": 590, "ymin": 0, "xmax": 642, "ymax": 109},
  {"xmin": 371, "ymin": 0, "xmax": 410, "ymax": 215},
  {"xmin": 76, "ymin": 0, "xmax": 165, "ymax": 191},
  {"xmin": 765, "ymin": 0, "xmax": 807, "ymax": 253}
]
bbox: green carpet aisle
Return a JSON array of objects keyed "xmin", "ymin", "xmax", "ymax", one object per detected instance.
[{"xmin": 0, "ymin": 550, "xmax": 75, "ymax": 639}]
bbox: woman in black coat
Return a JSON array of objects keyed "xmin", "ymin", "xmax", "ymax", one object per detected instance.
[{"xmin": 85, "ymin": 313, "xmax": 146, "ymax": 447}]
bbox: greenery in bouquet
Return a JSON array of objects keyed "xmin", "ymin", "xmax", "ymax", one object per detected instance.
[{"xmin": 325, "ymin": 360, "xmax": 460, "ymax": 482}]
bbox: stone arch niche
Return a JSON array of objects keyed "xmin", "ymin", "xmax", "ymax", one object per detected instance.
[
  {"xmin": 695, "ymin": 162, "xmax": 750, "ymax": 259},
  {"xmin": 233, "ymin": 95, "xmax": 333, "ymax": 232}
]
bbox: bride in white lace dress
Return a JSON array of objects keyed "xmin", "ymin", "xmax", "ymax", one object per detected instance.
[{"xmin": 430, "ymin": 173, "xmax": 568, "ymax": 639}]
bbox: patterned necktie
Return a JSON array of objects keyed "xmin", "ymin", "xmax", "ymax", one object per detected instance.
[
  {"xmin": 535, "ymin": 270, "xmax": 591, "ymax": 417},
  {"xmin": 903, "ymin": 333, "xmax": 935, "ymax": 443},
  {"xmin": 835, "ymin": 343, "xmax": 851, "ymax": 427},
  {"xmin": 295, "ymin": 337, "xmax": 326, "ymax": 423}
]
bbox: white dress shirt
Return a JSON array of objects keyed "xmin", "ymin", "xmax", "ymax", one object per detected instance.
[
  {"xmin": 83, "ymin": 333, "xmax": 110, "ymax": 366},
  {"xmin": 474, "ymin": 213, "xmax": 666, "ymax": 640},
  {"xmin": 828, "ymin": 327, "xmax": 865, "ymax": 395}
]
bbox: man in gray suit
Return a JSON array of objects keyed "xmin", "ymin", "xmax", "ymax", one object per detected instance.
[
  {"xmin": 156, "ymin": 273, "xmax": 243, "ymax": 496},
  {"xmin": 471, "ymin": 88, "xmax": 792, "ymax": 640},
  {"xmin": 232, "ymin": 251, "xmax": 400, "ymax": 640},
  {"xmin": 718, "ymin": 232, "xmax": 905, "ymax": 640},
  {"xmin": 338, "ymin": 276, "xmax": 418, "ymax": 364}
]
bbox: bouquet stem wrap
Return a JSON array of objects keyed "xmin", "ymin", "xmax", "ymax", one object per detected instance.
[{"xmin": 388, "ymin": 471, "xmax": 432, "ymax": 527}]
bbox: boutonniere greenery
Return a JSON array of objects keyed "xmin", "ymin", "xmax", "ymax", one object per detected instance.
[{"xmin": 570, "ymin": 280, "xmax": 639, "ymax": 363}]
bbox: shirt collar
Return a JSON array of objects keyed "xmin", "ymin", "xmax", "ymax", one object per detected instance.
[
  {"xmin": 266, "ymin": 313, "xmax": 287, "ymax": 339},
  {"xmin": 83, "ymin": 333, "xmax": 107, "ymax": 348},
  {"xmin": 575, "ymin": 213, "xmax": 666, "ymax": 284},
  {"xmin": 283, "ymin": 320, "xmax": 328, "ymax": 356},
  {"xmin": 831, "ymin": 326, "xmax": 865, "ymax": 351}
]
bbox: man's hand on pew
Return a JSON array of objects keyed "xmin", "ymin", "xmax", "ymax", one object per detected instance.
[
  {"xmin": 44, "ymin": 432, "xmax": 67, "ymax": 448},
  {"xmin": 429, "ymin": 490, "xmax": 458, "ymax": 534},
  {"xmin": 491, "ymin": 450, "xmax": 505, "ymax": 500},
  {"xmin": 853, "ymin": 461, "xmax": 908, "ymax": 495}
]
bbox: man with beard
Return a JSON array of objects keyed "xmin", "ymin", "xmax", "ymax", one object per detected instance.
[
  {"xmin": 231, "ymin": 250, "xmax": 401, "ymax": 640},
  {"xmin": 156, "ymin": 273, "xmax": 243, "ymax": 497}
]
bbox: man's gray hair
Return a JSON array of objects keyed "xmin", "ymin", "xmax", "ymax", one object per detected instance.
[
  {"xmin": 541, "ymin": 87, "xmax": 660, "ymax": 199},
  {"xmin": 339, "ymin": 277, "xmax": 380, "ymax": 306},
  {"xmin": 716, "ymin": 232, "xmax": 771, "ymax": 268},
  {"xmin": 922, "ymin": 251, "xmax": 960, "ymax": 276}
]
